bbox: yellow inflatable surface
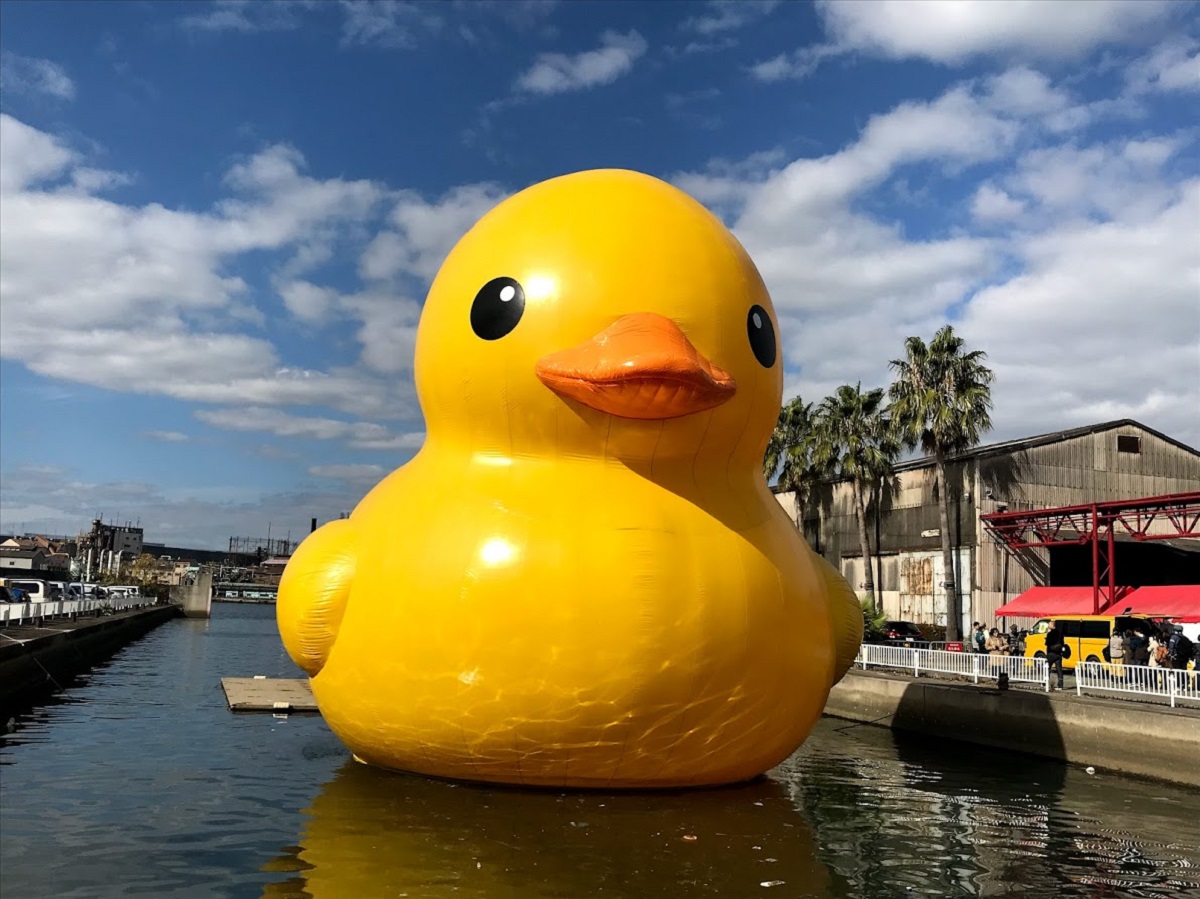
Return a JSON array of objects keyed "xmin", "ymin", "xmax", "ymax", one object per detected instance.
[{"xmin": 277, "ymin": 169, "xmax": 862, "ymax": 789}]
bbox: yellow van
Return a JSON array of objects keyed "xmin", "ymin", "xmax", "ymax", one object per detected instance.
[{"xmin": 1024, "ymin": 615, "xmax": 1159, "ymax": 669}]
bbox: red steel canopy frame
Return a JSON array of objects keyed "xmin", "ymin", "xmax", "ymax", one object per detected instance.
[{"xmin": 981, "ymin": 492, "xmax": 1200, "ymax": 614}]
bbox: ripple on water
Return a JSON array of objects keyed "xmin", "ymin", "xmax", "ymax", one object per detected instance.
[{"xmin": 2, "ymin": 604, "xmax": 1199, "ymax": 898}]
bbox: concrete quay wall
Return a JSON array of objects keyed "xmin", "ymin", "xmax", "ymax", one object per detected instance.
[
  {"xmin": 0, "ymin": 605, "xmax": 180, "ymax": 710},
  {"xmin": 825, "ymin": 670, "xmax": 1200, "ymax": 787},
  {"xmin": 172, "ymin": 569, "xmax": 213, "ymax": 619}
]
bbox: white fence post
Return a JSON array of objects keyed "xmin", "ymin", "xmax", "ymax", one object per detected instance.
[
  {"xmin": 1169, "ymin": 672, "xmax": 1176, "ymax": 709},
  {"xmin": 914, "ymin": 649, "xmax": 921, "ymax": 678}
]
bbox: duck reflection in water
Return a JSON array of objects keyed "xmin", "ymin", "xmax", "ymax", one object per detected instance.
[{"xmin": 262, "ymin": 760, "xmax": 841, "ymax": 899}]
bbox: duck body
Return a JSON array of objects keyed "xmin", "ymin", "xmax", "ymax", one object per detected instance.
[{"xmin": 278, "ymin": 169, "xmax": 862, "ymax": 789}]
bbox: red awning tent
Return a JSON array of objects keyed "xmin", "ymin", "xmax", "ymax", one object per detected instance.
[
  {"xmin": 1108, "ymin": 585, "xmax": 1200, "ymax": 622},
  {"xmin": 996, "ymin": 584, "xmax": 1200, "ymax": 622},
  {"xmin": 995, "ymin": 587, "xmax": 1107, "ymax": 618}
]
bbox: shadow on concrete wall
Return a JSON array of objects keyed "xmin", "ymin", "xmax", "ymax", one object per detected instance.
[{"xmin": 890, "ymin": 678, "xmax": 1068, "ymax": 796}]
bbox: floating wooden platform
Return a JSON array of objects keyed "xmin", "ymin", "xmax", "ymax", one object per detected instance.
[{"xmin": 221, "ymin": 677, "xmax": 319, "ymax": 713}]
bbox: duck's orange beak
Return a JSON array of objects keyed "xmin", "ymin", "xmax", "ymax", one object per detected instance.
[{"xmin": 535, "ymin": 313, "xmax": 736, "ymax": 420}]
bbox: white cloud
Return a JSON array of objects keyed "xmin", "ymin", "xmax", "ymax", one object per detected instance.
[
  {"xmin": 0, "ymin": 114, "xmax": 418, "ymax": 423},
  {"xmin": 1007, "ymin": 138, "xmax": 1183, "ymax": 221},
  {"xmin": 180, "ymin": 0, "xmax": 318, "ymax": 33},
  {"xmin": 971, "ymin": 184, "xmax": 1025, "ymax": 222},
  {"xmin": 0, "ymin": 463, "xmax": 363, "ymax": 550},
  {"xmin": 179, "ymin": 0, "xmax": 558, "ymax": 49},
  {"xmin": 516, "ymin": 29, "xmax": 647, "ymax": 94},
  {"xmin": 142, "ymin": 430, "xmax": 191, "ymax": 443},
  {"xmin": 0, "ymin": 52, "xmax": 75, "ymax": 100},
  {"xmin": 196, "ymin": 406, "xmax": 372, "ymax": 440},
  {"xmin": 960, "ymin": 180, "xmax": 1199, "ymax": 442},
  {"xmin": 308, "ymin": 464, "xmax": 385, "ymax": 481},
  {"xmin": 277, "ymin": 279, "xmax": 340, "ymax": 323},
  {"xmin": 682, "ymin": 0, "xmax": 780, "ymax": 36},
  {"xmin": 339, "ymin": 0, "xmax": 443, "ymax": 48},
  {"xmin": 980, "ymin": 66, "xmax": 1145, "ymax": 135},
  {"xmin": 815, "ymin": 0, "xmax": 1177, "ymax": 64},
  {"xmin": 0, "ymin": 115, "xmax": 75, "ymax": 193},
  {"xmin": 70, "ymin": 167, "xmax": 134, "ymax": 193},
  {"xmin": 981, "ymin": 67, "xmax": 1070, "ymax": 118},
  {"xmin": 669, "ymin": 149, "xmax": 786, "ymax": 219},
  {"xmin": 1125, "ymin": 35, "xmax": 1200, "ymax": 94},
  {"xmin": 736, "ymin": 87, "xmax": 1017, "ymax": 231},
  {"xmin": 449, "ymin": 0, "xmax": 559, "ymax": 30},
  {"xmin": 0, "ymin": 64, "xmax": 527, "ymax": 443},
  {"xmin": 749, "ymin": 43, "xmax": 841, "ymax": 82},
  {"xmin": 194, "ymin": 406, "xmax": 424, "ymax": 450},
  {"xmin": 361, "ymin": 183, "xmax": 508, "ymax": 282},
  {"xmin": 338, "ymin": 290, "xmax": 423, "ymax": 375},
  {"xmin": 753, "ymin": 0, "xmax": 1182, "ymax": 81},
  {"xmin": 678, "ymin": 85, "xmax": 1013, "ymax": 397},
  {"xmin": 675, "ymin": 64, "xmax": 1199, "ymax": 447}
]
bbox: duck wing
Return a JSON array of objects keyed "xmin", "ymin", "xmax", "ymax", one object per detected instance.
[
  {"xmin": 277, "ymin": 518, "xmax": 357, "ymax": 677},
  {"xmin": 807, "ymin": 547, "xmax": 863, "ymax": 686}
]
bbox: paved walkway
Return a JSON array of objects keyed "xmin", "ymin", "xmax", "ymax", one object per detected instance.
[
  {"xmin": 0, "ymin": 605, "xmax": 174, "ymax": 648},
  {"xmin": 853, "ymin": 664, "xmax": 1200, "ymax": 717}
]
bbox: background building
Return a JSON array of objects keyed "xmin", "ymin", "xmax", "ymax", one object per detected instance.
[
  {"xmin": 0, "ymin": 546, "xmax": 51, "ymax": 571},
  {"xmin": 775, "ymin": 419, "xmax": 1200, "ymax": 633}
]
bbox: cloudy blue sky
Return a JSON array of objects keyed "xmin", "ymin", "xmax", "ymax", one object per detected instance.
[{"xmin": 1, "ymin": 0, "xmax": 1197, "ymax": 549}]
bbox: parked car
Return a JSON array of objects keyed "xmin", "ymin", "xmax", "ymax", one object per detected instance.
[
  {"xmin": 3, "ymin": 578, "xmax": 47, "ymax": 602},
  {"xmin": 1024, "ymin": 615, "xmax": 1159, "ymax": 670},
  {"xmin": 883, "ymin": 621, "xmax": 924, "ymax": 643}
]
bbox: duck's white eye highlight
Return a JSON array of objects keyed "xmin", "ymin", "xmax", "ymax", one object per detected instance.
[{"xmin": 499, "ymin": 285, "xmax": 516, "ymax": 302}]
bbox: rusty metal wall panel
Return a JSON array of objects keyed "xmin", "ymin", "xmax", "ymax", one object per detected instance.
[
  {"xmin": 895, "ymin": 548, "xmax": 971, "ymax": 627},
  {"xmin": 881, "ymin": 554, "xmax": 900, "ymax": 591}
]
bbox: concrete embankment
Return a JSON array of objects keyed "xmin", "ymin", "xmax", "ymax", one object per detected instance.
[
  {"xmin": 0, "ymin": 605, "xmax": 181, "ymax": 710},
  {"xmin": 826, "ymin": 670, "xmax": 1200, "ymax": 787}
]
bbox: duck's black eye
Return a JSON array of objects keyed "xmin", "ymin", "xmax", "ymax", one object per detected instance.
[
  {"xmin": 470, "ymin": 277, "xmax": 525, "ymax": 341},
  {"xmin": 747, "ymin": 304, "xmax": 776, "ymax": 368}
]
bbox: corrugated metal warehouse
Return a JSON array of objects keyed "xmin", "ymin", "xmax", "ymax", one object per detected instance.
[{"xmin": 774, "ymin": 419, "xmax": 1200, "ymax": 632}]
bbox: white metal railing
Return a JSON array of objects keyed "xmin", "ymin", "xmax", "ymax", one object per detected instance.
[
  {"xmin": 889, "ymin": 640, "xmax": 952, "ymax": 652},
  {"xmin": 1075, "ymin": 661, "xmax": 1200, "ymax": 708},
  {"xmin": 857, "ymin": 644, "xmax": 1049, "ymax": 690},
  {"xmin": 0, "ymin": 595, "xmax": 155, "ymax": 626}
]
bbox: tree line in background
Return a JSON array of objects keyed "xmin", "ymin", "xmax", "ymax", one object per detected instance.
[{"xmin": 764, "ymin": 325, "xmax": 995, "ymax": 643}]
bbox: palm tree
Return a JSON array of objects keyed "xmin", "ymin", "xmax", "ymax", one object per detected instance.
[
  {"xmin": 888, "ymin": 325, "xmax": 994, "ymax": 642},
  {"xmin": 810, "ymin": 384, "xmax": 895, "ymax": 613},
  {"xmin": 763, "ymin": 396, "xmax": 817, "ymax": 528}
]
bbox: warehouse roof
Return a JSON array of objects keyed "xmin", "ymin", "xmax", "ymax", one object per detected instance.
[{"xmin": 892, "ymin": 418, "xmax": 1199, "ymax": 473}]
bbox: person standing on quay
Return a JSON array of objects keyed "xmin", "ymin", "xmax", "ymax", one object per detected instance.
[{"xmin": 1045, "ymin": 622, "xmax": 1065, "ymax": 691}]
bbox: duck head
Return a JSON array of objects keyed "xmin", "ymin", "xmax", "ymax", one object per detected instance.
[{"xmin": 414, "ymin": 169, "xmax": 783, "ymax": 468}]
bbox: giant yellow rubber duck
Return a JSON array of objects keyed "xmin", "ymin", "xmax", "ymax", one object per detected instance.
[{"xmin": 277, "ymin": 169, "xmax": 862, "ymax": 789}]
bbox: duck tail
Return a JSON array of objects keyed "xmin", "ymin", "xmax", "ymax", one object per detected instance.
[
  {"xmin": 808, "ymin": 548, "xmax": 863, "ymax": 685},
  {"xmin": 277, "ymin": 518, "xmax": 357, "ymax": 677}
]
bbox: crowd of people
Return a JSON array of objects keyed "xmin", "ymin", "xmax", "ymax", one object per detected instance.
[
  {"xmin": 969, "ymin": 623, "xmax": 1024, "ymax": 657},
  {"xmin": 966, "ymin": 620, "xmax": 1196, "ymax": 691},
  {"xmin": 1095, "ymin": 623, "xmax": 1195, "ymax": 670},
  {"xmin": 1040, "ymin": 622, "xmax": 1194, "ymax": 690}
]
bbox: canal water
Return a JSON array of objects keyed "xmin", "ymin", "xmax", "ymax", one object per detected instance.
[{"xmin": 2, "ymin": 604, "xmax": 1197, "ymax": 898}]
